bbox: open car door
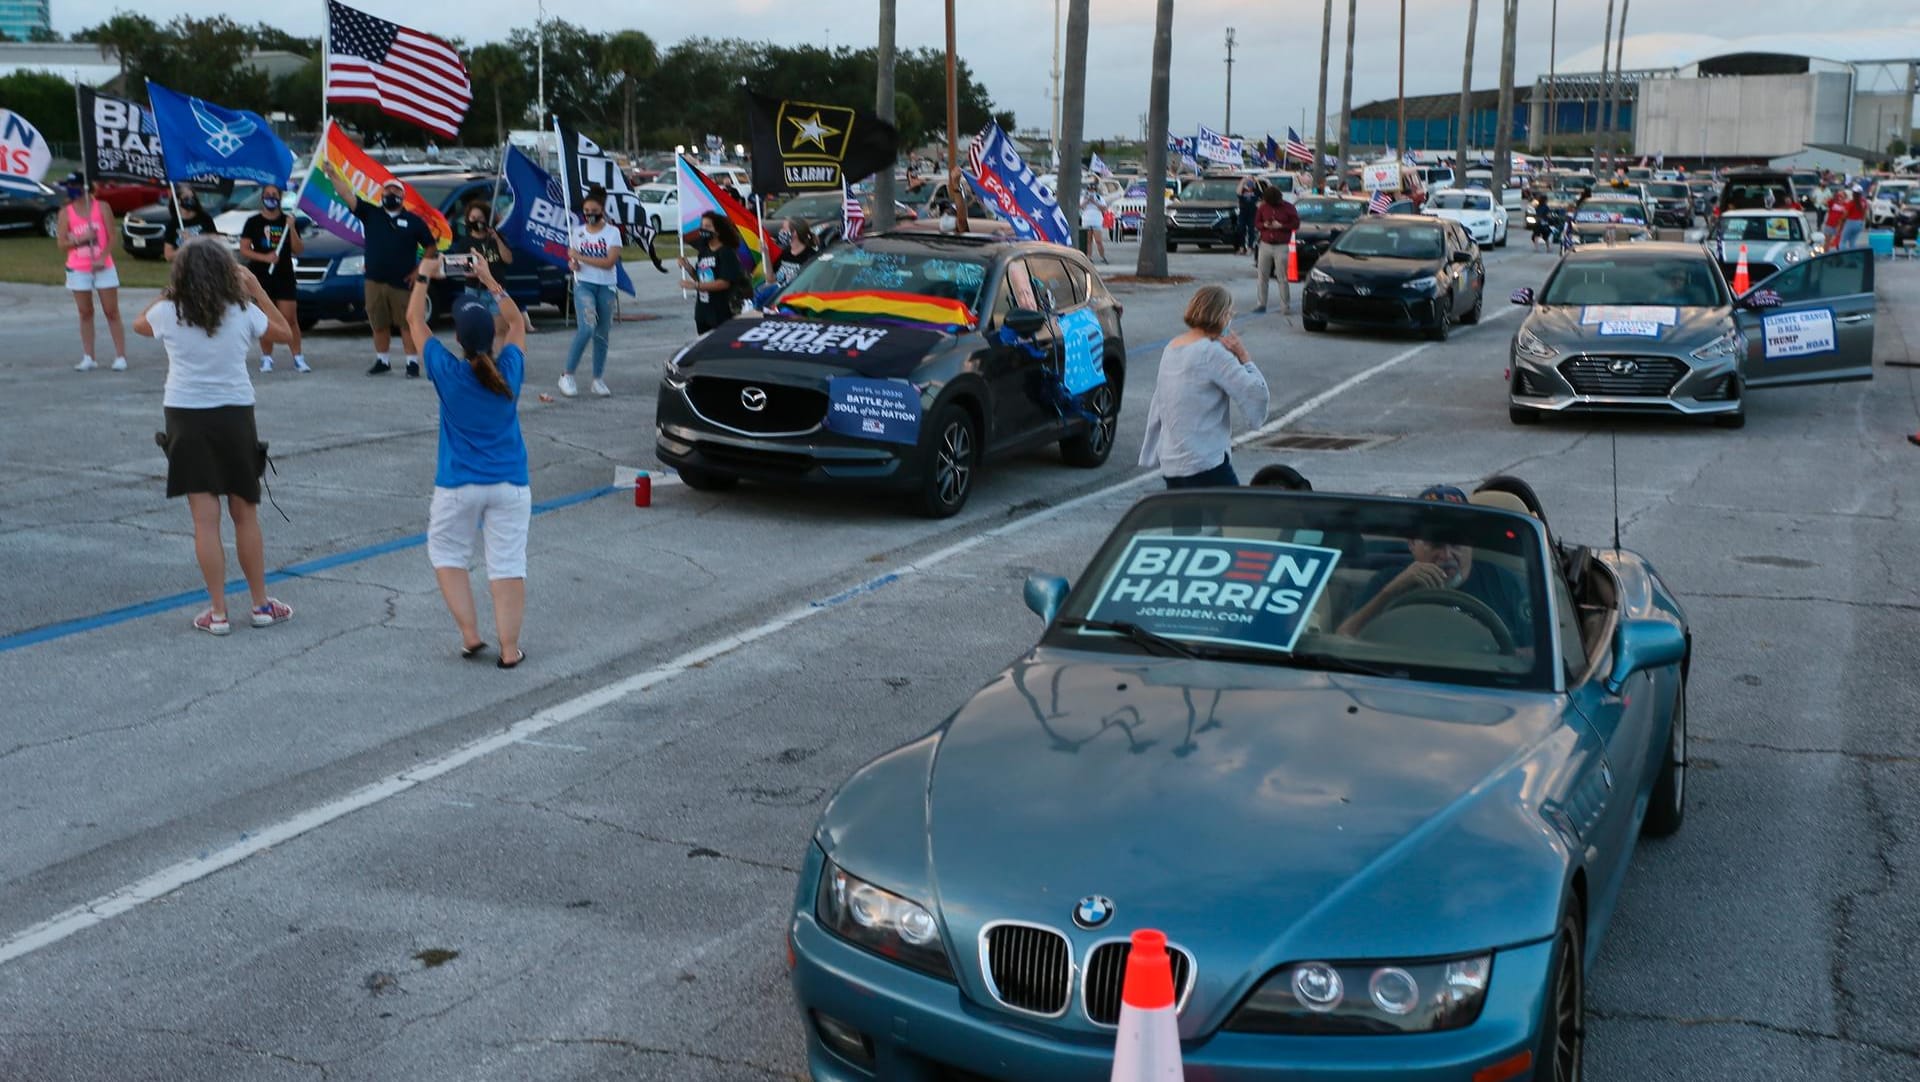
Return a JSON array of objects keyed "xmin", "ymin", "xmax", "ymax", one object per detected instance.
[{"xmin": 1736, "ymin": 248, "xmax": 1875, "ymax": 388}]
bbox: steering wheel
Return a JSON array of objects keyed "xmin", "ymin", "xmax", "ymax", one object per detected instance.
[{"xmin": 1382, "ymin": 588, "xmax": 1516, "ymax": 653}]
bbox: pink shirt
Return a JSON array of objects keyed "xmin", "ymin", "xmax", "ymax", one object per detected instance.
[{"xmin": 64, "ymin": 201, "xmax": 113, "ymax": 273}]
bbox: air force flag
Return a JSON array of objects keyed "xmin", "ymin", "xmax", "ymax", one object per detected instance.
[{"xmin": 146, "ymin": 80, "xmax": 292, "ymax": 187}]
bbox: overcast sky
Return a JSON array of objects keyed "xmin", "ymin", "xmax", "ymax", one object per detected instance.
[{"xmin": 50, "ymin": 0, "xmax": 1918, "ymax": 141}]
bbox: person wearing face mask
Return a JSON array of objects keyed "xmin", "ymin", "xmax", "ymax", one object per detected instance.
[
  {"xmin": 678, "ymin": 210, "xmax": 744, "ymax": 334},
  {"xmin": 238, "ymin": 183, "xmax": 308, "ymax": 373},
  {"xmin": 1336, "ymin": 484, "xmax": 1533, "ymax": 643},
  {"xmin": 162, "ymin": 183, "xmax": 221, "ymax": 262},
  {"xmin": 326, "ymin": 161, "xmax": 437, "ymax": 377},
  {"xmin": 560, "ymin": 190, "xmax": 623, "ymax": 397},
  {"xmin": 55, "ymin": 173, "xmax": 129, "ymax": 372},
  {"xmin": 770, "ymin": 217, "xmax": 817, "ymax": 288},
  {"xmin": 448, "ymin": 201, "xmax": 515, "ymax": 340}
]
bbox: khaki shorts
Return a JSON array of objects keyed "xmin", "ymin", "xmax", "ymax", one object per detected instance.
[{"xmin": 364, "ymin": 281, "xmax": 410, "ymax": 330}]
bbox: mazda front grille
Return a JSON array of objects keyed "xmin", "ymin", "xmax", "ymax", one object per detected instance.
[{"xmin": 685, "ymin": 376, "xmax": 828, "ymax": 436}]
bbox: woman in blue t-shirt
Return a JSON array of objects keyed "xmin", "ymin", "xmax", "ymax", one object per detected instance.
[{"xmin": 406, "ymin": 252, "xmax": 532, "ymax": 669}]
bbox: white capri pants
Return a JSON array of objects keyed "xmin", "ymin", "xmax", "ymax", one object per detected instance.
[{"xmin": 427, "ymin": 483, "xmax": 532, "ymax": 580}]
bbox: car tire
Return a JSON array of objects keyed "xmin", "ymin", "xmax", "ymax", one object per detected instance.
[
  {"xmin": 1533, "ymin": 911, "xmax": 1587, "ymax": 1082},
  {"xmin": 41, "ymin": 210, "xmax": 59, "ymax": 239},
  {"xmin": 1715, "ymin": 411, "xmax": 1747, "ymax": 430},
  {"xmin": 297, "ymin": 315, "xmax": 318, "ymax": 332},
  {"xmin": 1509, "ymin": 406, "xmax": 1541, "ymax": 425},
  {"xmin": 915, "ymin": 402, "xmax": 978, "ymax": 519},
  {"xmin": 1495, "ymin": 226, "xmax": 1508, "ymax": 248},
  {"xmin": 1302, "ymin": 316, "xmax": 1327, "ymax": 333},
  {"xmin": 1642, "ymin": 675, "xmax": 1688, "ymax": 837},
  {"xmin": 1059, "ymin": 377, "xmax": 1119, "ymax": 468},
  {"xmin": 1425, "ymin": 304, "xmax": 1451, "ymax": 342},
  {"xmin": 676, "ymin": 465, "xmax": 738, "ymax": 492},
  {"xmin": 1165, "ymin": 241, "xmax": 1178, "ymax": 253},
  {"xmin": 1462, "ymin": 291, "xmax": 1484, "ymax": 325}
]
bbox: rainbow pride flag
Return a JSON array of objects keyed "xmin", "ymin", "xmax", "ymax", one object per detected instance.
[
  {"xmin": 778, "ymin": 290, "xmax": 977, "ymax": 330},
  {"xmin": 297, "ymin": 120, "xmax": 451, "ymax": 251},
  {"xmin": 675, "ymin": 153, "xmax": 765, "ymax": 287}
]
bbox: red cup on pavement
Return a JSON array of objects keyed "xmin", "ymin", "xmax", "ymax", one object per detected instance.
[{"xmin": 633, "ymin": 471, "xmax": 652, "ymax": 508}]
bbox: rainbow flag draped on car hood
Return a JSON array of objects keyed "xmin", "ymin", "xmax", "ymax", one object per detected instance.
[
  {"xmin": 777, "ymin": 290, "xmax": 977, "ymax": 330},
  {"xmin": 676, "ymin": 153, "xmax": 765, "ymax": 287}
]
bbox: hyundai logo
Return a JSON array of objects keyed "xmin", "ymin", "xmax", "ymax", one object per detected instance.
[
  {"xmin": 1608, "ymin": 359, "xmax": 1640, "ymax": 375},
  {"xmin": 1073, "ymin": 895, "xmax": 1115, "ymax": 929},
  {"xmin": 741, "ymin": 386, "xmax": 769, "ymax": 412}
]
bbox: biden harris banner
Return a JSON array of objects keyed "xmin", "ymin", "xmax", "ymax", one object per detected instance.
[
  {"xmin": 145, "ymin": 81, "xmax": 292, "ymax": 187},
  {"xmin": 498, "ymin": 145, "xmax": 635, "ymax": 295},
  {"xmin": 0, "ymin": 109, "xmax": 51, "ymax": 194},
  {"xmin": 1086, "ymin": 536, "xmax": 1340, "ymax": 654},
  {"xmin": 962, "ymin": 122, "xmax": 1071, "ymax": 247},
  {"xmin": 76, "ymin": 88, "xmax": 165, "ymax": 184}
]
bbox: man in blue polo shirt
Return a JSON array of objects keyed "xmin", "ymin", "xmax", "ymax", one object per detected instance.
[{"xmin": 325, "ymin": 162, "xmax": 438, "ymax": 377}]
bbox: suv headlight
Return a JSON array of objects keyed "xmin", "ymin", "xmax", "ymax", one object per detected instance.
[
  {"xmin": 1403, "ymin": 275, "xmax": 1437, "ymax": 292},
  {"xmin": 815, "ymin": 859, "xmax": 953, "ymax": 980},
  {"xmin": 1308, "ymin": 267, "xmax": 1334, "ymax": 286},
  {"xmin": 1691, "ymin": 330, "xmax": 1741, "ymax": 361},
  {"xmin": 335, "ymin": 254, "xmax": 365, "ymax": 277},
  {"xmin": 1515, "ymin": 326, "xmax": 1558, "ymax": 359},
  {"xmin": 663, "ymin": 343, "xmax": 694, "ymax": 387},
  {"xmin": 1226, "ymin": 955, "xmax": 1492, "ymax": 1035}
]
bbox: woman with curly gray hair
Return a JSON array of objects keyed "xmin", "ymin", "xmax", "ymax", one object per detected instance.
[{"xmin": 135, "ymin": 237, "xmax": 297, "ymax": 636}]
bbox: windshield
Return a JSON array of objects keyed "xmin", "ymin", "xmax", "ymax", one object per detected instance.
[
  {"xmin": 1573, "ymin": 200, "xmax": 1647, "ymax": 224},
  {"xmin": 1645, "ymin": 182, "xmax": 1689, "ymax": 200},
  {"xmin": 1430, "ymin": 191, "xmax": 1491, "ymax": 211},
  {"xmin": 774, "ymin": 192, "xmax": 841, "ymax": 221},
  {"xmin": 636, "ymin": 188, "xmax": 672, "ymax": 205},
  {"xmin": 1045, "ymin": 493, "xmax": 1553, "ymax": 690},
  {"xmin": 1181, "ymin": 179, "xmax": 1242, "ymax": 201},
  {"xmin": 777, "ymin": 246, "xmax": 991, "ymax": 323},
  {"xmin": 1332, "ymin": 221, "xmax": 1444, "ymax": 259},
  {"xmin": 1296, "ymin": 198, "xmax": 1366, "ymax": 222},
  {"xmin": 1714, "ymin": 214, "xmax": 1805, "ymax": 242},
  {"xmin": 1540, "ymin": 255, "xmax": 1727, "ymax": 308}
]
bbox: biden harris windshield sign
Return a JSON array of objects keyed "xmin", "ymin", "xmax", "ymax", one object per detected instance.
[{"xmin": 1087, "ymin": 536, "xmax": 1339, "ymax": 653}]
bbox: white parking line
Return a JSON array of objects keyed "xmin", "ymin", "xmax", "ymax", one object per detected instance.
[{"xmin": 0, "ymin": 304, "xmax": 1519, "ymax": 969}]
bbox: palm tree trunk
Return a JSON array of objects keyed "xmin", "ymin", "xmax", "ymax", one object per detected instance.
[
  {"xmin": 1457, "ymin": 0, "xmax": 1479, "ymax": 161},
  {"xmin": 1597, "ymin": 0, "xmax": 1614, "ymax": 169},
  {"xmin": 1610, "ymin": 0, "xmax": 1630, "ymax": 165},
  {"xmin": 1491, "ymin": 0, "xmax": 1518, "ymax": 195},
  {"xmin": 493, "ymin": 87, "xmax": 505, "ymax": 151},
  {"xmin": 1059, "ymin": 0, "xmax": 1090, "ymax": 251},
  {"xmin": 1136, "ymin": 0, "xmax": 1174, "ymax": 277},
  {"xmin": 1336, "ymin": 0, "xmax": 1356, "ymax": 186},
  {"xmin": 873, "ymin": 0, "xmax": 898, "ymax": 230},
  {"xmin": 1313, "ymin": 0, "xmax": 1332, "ymax": 191}
]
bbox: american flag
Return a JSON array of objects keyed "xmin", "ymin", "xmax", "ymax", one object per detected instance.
[
  {"xmin": 842, "ymin": 185, "xmax": 865, "ymax": 240},
  {"xmin": 1284, "ymin": 127, "xmax": 1313, "ymax": 166},
  {"xmin": 967, "ymin": 124, "xmax": 990, "ymax": 176},
  {"xmin": 326, "ymin": 0, "xmax": 472, "ymax": 141},
  {"xmin": 1367, "ymin": 189, "xmax": 1391, "ymax": 215}
]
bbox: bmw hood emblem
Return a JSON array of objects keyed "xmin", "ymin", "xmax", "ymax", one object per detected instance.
[{"xmin": 1073, "ymin": 895, "xmax": 1114, "ymax": 929}]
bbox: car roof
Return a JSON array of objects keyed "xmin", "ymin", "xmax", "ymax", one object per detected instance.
[
  {"xmin": 1719, "ymin": 207, "xmax": 1800, "ymax": 216},
  {"xmin": 1562, "ymin": 240, "xmax": 1707, "ymax": 260}
]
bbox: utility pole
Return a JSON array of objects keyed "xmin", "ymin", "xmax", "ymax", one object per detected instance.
[
  {"xmin": 1457, "ymin": 0, "xmax": 1479, "ymax": 163},
  {"xmin": 1059, "ymin": 0, "xmax": 1089, "ymax": 252},
  {"xmin": 1610, "ymin": 0, "xmax": 1631, "ymax": 166},
  {"xmin": 1313, "ymin": 0, "xmax": 1332, "ymax": 191},
  {"xmin": 944, "ymin": 0, "xmax": 969, "ymax": 232},
  {"xmin": 1336, "ymin": 0, "xmax": 1356, "ymax": 184},
  {"xmin": 1224, "ymin": 28, "xmax": 1237, "ymax": 133},
  {"xmin": 1396, "ymin": 0, "xmax": 1408, "ymax": 159},
  {"xmin": 874, "ymin": 0, "xmax": 897, "ymax": 230},
  {"xmin": 1050, "ymin": 0, "xmax": 1062, "ymax": 156},
  {"xmin": 1546, "ymin": 0, "xmax": 1557, "ymax": 159},
  {"xmin": 1597, "ymin": 0, "xmax": 1614, "ymax": 170}
]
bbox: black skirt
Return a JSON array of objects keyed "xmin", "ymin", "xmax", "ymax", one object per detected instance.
[{"xmin": 163, "ymin": 405, "xmax": 262, "ymax": 502}]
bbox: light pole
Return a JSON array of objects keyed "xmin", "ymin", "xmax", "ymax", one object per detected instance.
[
  {"xmin": 1225, "ymin": 28, "xmax": 1237, "ymax": 133},
  {"xmin": 944, "ymin": 0, "xmax": 969, "ymax": 233}
]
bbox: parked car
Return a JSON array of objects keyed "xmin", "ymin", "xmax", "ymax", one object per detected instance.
[
  {"xmin": 1713, "ymin": 168, "xmax": 1799, "ymax": 219},
  {"xmin": 0, "ymin": 180, "xmax": 62, "ymax": 237},
  {"xmin": 211, "ymin": 184, "xmax": 317, "ymax": 253},
  {"xmin": 1290, "ymin": 194, "xmax": 1368, "ymax": 273},
  {"xmin": 1568, "ymin": 193, "xmax": 1654, "ymax": 245},
  {"xmin": 121, "ymin": 183, "xmax": 255, "ymax": 259},
  {"xmin": 1422, "ymin": 187, "xmax": 1508, "ymax": 247},
  {"xmin": 92, "ymin": 180, "xmax": 168, "ymax": 216},
  {"xmin": 1302, "ymin": 215, "xmax": 1486, "ymax": 340},
  {"xmin": 1162, "ymin": 175, "xmax": 1245, "ymax": 251},
  {"xmin": 655, "ymin": 232, "xmax": 1126, "ymax": 518},
  {"xmin": 1892, "ymin": 187, "xmax": 1920, "ymax": 245},
  {"xmin": 294, "ymin": 172, "xmax": 570, "ymax": 328},
  {"xmin": 770, "ymin": 190, "xmax": 919, "ymax": 247},
  {"xmin": 1642, "ymin": 180, "xmax": 1695, "ymax": 229},
  {"xmin": 1506, "ymin": 243, "xmax": 1873, "ymax": 428},
  {"xmin": 1701, "ymin": 209, "xmax": 1813, "ymax": 283},
  {"xmin": 1869, "ymin": 178, "xmax": 1916, "ymax": 226}
]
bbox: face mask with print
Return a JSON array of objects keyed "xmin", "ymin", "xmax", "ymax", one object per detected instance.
[
  {"xmin": 687, "ymin": 228, "xmax": 709, "ymax": 243},
  {"xmin": 382, "ymin": 194, "xmax": 404, "ymax": 212},
  {"xmin": 262, "ymin": 196, "xmax": 281, "ymax": 211},
  {"xmin": 468, "ymin": 219, "xmax": 487, "ymax": 234},
  {"xmin": 584, "ymin": 211, "xmax": 604, "ymax": 224},
  {"xmin": 178, "ymin": 194, "xmax": 198, "ymax": 209},
  {"xmin": 777, "ymin": 228, "xmax": 792, "ymax": 246}
]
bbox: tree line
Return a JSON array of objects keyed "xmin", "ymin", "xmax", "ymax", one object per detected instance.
[{"xmin": 0, "ymin": 15, "xmax": 1011, "ymax": 155}]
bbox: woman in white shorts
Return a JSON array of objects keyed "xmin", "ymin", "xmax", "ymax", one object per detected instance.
[
  {"xmin": 405, "ymin": 251, "xmax": 532, "ymax": 668},
  {"xmin": 55, "ymin": 173, "xmax": 129, "ymax": 372}
]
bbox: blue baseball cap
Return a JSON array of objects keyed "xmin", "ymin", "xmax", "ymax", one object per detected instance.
[
  {"xmin": 1418, "ymin": 484, "xmax": 1470, "ymax": 504},
  {"xmin": 453, "ymin": 296, "xmax": 495, "ymax": 356}
]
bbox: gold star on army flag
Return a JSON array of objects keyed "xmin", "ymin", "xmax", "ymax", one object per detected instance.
[{"xmin": 745, "ymin": 90, "xmax": 900, "ymax": 195}]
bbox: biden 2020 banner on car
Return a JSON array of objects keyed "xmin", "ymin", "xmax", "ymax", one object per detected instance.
[
  {"xmin": 1087, "ymin": 536, "xmax": 1340, "ymax": 654},
  {"xmin": 962, "ymin": 122, "xmax": 1071, "ymax": 247}
]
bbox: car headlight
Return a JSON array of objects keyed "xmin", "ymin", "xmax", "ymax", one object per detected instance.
[
  {"xmin": 1404, "ymin": 275, "xmax": 1437, "ymax": 292},
  {"xmin": 1308, "ymin": 267, "xmax": 1334, "ymax": 286},
  {"xmin": 1515, "ymin": 326, "xmax": 1558, "ymax": 359},
  {"xmin": 815, "ymin": 858, "xmax": 952, "ymax": 980},
  {"xmin": 1783, "ymin": 249, "xmax": 1801, "ymax": 263},
  {"xmin": 335, "ymin": 255, "xmax": 365, "ymax": 276},
  {"xmin": 1691, "ymin": 330, "xmax": 1741, "ymax": 361},
  {"xmin": 1226, "ymin": 955, "xmax": 1492, "ymax": 1035},
  {"xmin": 663, "ymin": 344, "xmax": 693, "ymax": 388}
]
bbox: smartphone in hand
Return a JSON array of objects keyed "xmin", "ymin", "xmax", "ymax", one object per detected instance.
[{"xmin": 441, "ymin": 253, "xmax": 478, "ymax": 276}]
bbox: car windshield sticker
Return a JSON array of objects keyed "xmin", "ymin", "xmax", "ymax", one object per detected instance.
[
  {"xmin": 1580, "ymin": 305, "xmax": 1678, "ymax": 326},
  {"xmin": 1764, "ymin": 218, "xmax": 1793, "ymax": 240},
  {"xmin": 824, "ymin": 376, "xmax": 922, "ymax": 444},
  {"xmin": 1086, "ymin": 536, "xmax": 1340, "ymax": 654},
  {"xmin": 694, "ymin": 318, "xmax": 943, "ymax": 379},
  {"xmin": 1057, "ymin": 308, "xmax": 1107, "ymax": 395},
  {"xmin": 1598, "ymin": 320, "xmax": 1663, "ymax": 337},
  {"xmin": 1761, "ymin": 308, "xmax": 1837, "ymax": 359}
]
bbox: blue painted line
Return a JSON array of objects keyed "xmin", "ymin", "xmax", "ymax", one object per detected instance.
[
  {"xmin": 811, "ymin": 573, "xmax": 902, "ymax": 609},
  {"xmin": 0, "ymin": 484, "xmax": 622, "ymax": 656}
]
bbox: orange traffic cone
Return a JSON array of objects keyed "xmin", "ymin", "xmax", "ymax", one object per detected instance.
[
  {"xmin": 1731, "ymin": 244, "xmax": 1751, "ymax": 293},
  {"xmin": 1285, "ymin": 237, "xmax": 1301, "ymax": 283},
  {"xmin": 1110, "ymin": 929, "xmax": 1184, "ymax": 1081}
]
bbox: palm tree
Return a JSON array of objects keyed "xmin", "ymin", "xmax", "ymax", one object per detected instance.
[
  {"xmin": 1490, "ymin": 0, "xmax": 1517, "ymax": 195},
  {"xmin": 1609, "ymin": 0, "xmax": 1630, "ymax": 165},
  {"xmin": 874, "ymin": 0, "xmax": 897, "ymax": 230},
  {"xmin": 600, "ymin": 30, "xmax": 658, "ymax": 156},
  {"xmin": 1335, "ymin": 0, "xmax": 1356, "ymax": 185},
  {"xmin": 90, "ymin": 13, "xmax": 157, "ymax": 94},
  {"xmin": 1457, "ymin": 0, "xmax": 1479, "ymax": 162},
  {"xmin": 1136, "ymin": 0, "xmax": 1174, "ymax": 277},
  {"xmin": 1596, "ymin": 0, "xmax": 1614, "ymax": 169},
  {"xmin": 467, "ymin": 43, "xmax": 525, "ymax": 150},
  {"xmin": 1312, "ymin": 0, "xmax": 1332, "ymax": 191}
]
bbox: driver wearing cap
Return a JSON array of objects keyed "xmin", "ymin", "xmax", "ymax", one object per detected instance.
[{"xmin": 1336, "ymin": 485, "xmax": 1534, "ymax": 644}]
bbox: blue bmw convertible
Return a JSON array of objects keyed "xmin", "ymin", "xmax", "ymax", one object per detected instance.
[{"xmin": 789, "ymin": 484, "xmax": 1690, "ymax": 1082}]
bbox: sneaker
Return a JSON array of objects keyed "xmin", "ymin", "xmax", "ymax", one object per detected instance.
[
  {"xmin": 367, "ymin": 359, "xmax": 392, "ymax": 376},
  {"xmin": 260, "ymin": 356, "xmax": 274, "ymax": 373},
  {"xmin": 557, "ymin": 373, "xmax": 578, "ymax": 397},
  {"xmin": 110, "ymin": 357, "xmax": 128, "ymax": 371},
  {"xmin": 294, "ymin": 356, "xmax": 312, "ymax": 373},
  {"xmin": 405, "ymin": 359, "xmax": 421, "ymax": 379},
  {"xmin": 591, "ymin": 378, "xmax": 611, "ymax": 397},
  {"xmin": 194, "ymin": 609, "xmax": 232, "ymax": 636},
  {"xmin": 75, "ymin": 356, "xmax": 97, "ymax": 371},
  {"xmin": 250, "ymin": 598, "xmax": 293, "ymax": 627},
  {"xmin": 1252, "ymin": 305, "xmax": 1267, "ymax": 314}
]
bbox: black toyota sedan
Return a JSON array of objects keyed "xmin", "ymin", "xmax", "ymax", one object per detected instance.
[
  {"xmin": 1301, "ymin": 215, "xmax": 1485, "ymax": 340},
  {"xmin": 1292, "ymin": 194, "xmax": 1369, "ymax": 273},
  {"xmin": 655, "ymin": 233, "xmax": 1126, "ymax": 518}
]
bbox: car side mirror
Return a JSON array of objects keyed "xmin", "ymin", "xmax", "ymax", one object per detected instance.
[
  {"xmin": 1510, "ymin": 287, "xmax": 1535, "ymax": 306},
  {"xmin": 1023, "ymin": 574, "xmax": 1070, "ymax": 624},
  {"xmin": 1605, "ymin": 618, "xmax": 1687, "ymax": 694},
  {"xmin": 1005, "ymin": 307, "xmax": 1048, "ymax": 339},
  {"xmin": 1450, "ymin": 250, "xmax": 1474, "ymax": 263}
]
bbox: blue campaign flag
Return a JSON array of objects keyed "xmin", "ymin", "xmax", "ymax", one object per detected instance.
[
  {"xmin": 962, "ymin": 122, "xmax": 1071, "ymax": 246},
  {"xmin": 1057, "ymin": 308, "xmax": 1107, "ymax": 396},
  {"xmin": 145, "ymin": 81, "xmax": 292, "ymax": 188},
  {"xmin": 498, "ymin": 145, "xmax": 635, "ymax": 296}
]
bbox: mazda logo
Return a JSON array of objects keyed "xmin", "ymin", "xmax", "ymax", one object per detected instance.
[
  {"xmin": 1608, "ymin": 359, "xmax": 1640, "ymax": 375},
  {"xmin": 741, "ymin": 386, "xmax": 769, "ymax": 412}
]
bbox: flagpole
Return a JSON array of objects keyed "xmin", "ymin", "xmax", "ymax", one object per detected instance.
[
  {"xmin": 553, "ymin": 115, "xmax": 576, "ymax": 327},
  {"xmin": 73, "ymin": 78, "xmax": 88, "ymax": 189},
  {"xmin": 673, "ymin": 153, "xmax": 689, "ymax": 301},
  {"xmin": 752, "ymin": 193, "xmax": 770, "ymax": 293},
  {"xmin": 320, "ymin": 1, "xmax": 331, "ymax": 141}
]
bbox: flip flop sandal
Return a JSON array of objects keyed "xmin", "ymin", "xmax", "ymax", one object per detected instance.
[
  {"xmin": 496, "ymin": 649, "xmax": 526, "ymax": 670},
  {"xmin": 461, "ymin": 642, "xmax": 491, "ymax": 659}
]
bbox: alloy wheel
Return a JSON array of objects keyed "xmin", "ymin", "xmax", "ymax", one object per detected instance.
[
  {"xmin": 1085, "ymin": 386, "xmax": 1116, "ymax": 456},
  {"xmin": 1552, "ymin": 929, "xmax": 1585, "ymax": 1082},
  {"xmin": 935, "ymin": 421, "xmax": 973, "ymax": 508},
  {"xmin": 1669, "ymin": 687, "xmax": 1687, "ymax": 818}
]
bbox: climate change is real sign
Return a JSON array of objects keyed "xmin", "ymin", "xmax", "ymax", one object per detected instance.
[{"xmin": 1088, "ymin": 535, "xmax": 1340, "ymax": 653}]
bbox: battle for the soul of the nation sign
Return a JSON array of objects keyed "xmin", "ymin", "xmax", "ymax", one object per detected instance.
[
  {"xmin": 824, "ymin": 376, "xmax": 922, "ymax": 445},
  {"xmin": 1086, "ymin": 536, "xmax": 1340, "ymax": 654}
]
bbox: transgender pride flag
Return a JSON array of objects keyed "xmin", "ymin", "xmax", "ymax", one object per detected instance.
[{"xmin": 675, "ymin": 153, "xmax": 766, "ymax": 287}]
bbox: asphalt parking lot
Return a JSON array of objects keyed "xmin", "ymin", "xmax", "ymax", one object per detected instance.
[{"xmin": 2, "ymin": 235, "xmax": 1918, "ymax": 1080}]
